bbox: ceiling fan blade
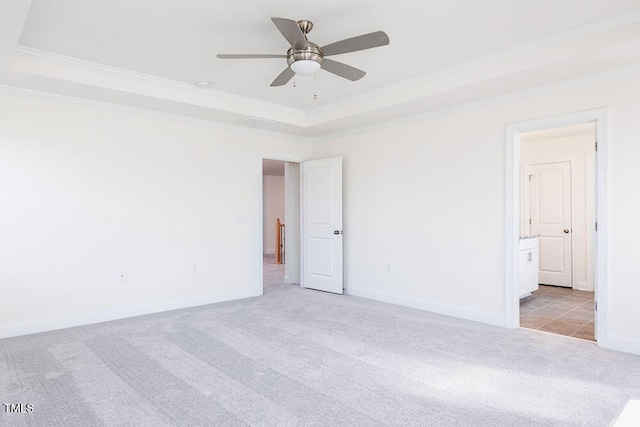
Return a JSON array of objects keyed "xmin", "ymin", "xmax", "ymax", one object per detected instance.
[
  {"xmin": 321, "ymin": 31, "xmax": 389, "ymax": 56},
  {"xmin": 270, "ymin": 67, "xmax": 295, "ymax": 87},
  {"xmin": 216, "ymin": 54, "xmax": 287, "ymax": 59},
  {"xmin": 321, "ymin": 58, "xmax": 366, "ymax": 81},
  {"xmin": 271, "ymin": 17, "xmax": 308, "ymax": 49}
]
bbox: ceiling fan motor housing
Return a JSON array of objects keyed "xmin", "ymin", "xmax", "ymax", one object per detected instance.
[
  {"xmin": 287, "ymin": 44, "xmax": 324, "ymax": 66},
  {"xmin": 287, "ymin": 43, "xmax": 324, "ymax": 75}
]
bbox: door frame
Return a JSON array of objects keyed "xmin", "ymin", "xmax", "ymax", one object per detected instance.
[
  {"xmin": 504, "ymin": 109, "xmax": 608, "ymax": 347},
  {"xmin": 257, "ymin": 152, "xmax": 305, "ymax": 294}
]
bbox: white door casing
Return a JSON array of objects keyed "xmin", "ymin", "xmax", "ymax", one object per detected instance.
[
  {"xmin": 530, "ymin": 161, "xmax": 572, "ymax": 287},
  {"xmin": 505, "ymin": 110, "xmax": 607, "ymax": 347},
  {"xmin": 301, "ymin": 157, "xmax": 343, "ymax": 294}
]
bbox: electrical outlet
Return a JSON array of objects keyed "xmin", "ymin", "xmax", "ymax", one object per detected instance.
[
  {"xmin": 118, "ymin": 272, "xmax": 127, "ymax": 282},
  {"xmin": 236, "ymin": 214, "xmax": 248, "ymax": 224},
  {"xmin": 192, "ymin": 264, "xmax": 199, "ymax": 275},
  {"xmin": 384, "ymin": 262, "xmax": 393, "ymax": 273}
]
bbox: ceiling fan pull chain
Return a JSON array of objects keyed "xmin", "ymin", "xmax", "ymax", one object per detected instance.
[{"xmin": 314, "ymin": 73, "xmax": 318, "ymax": 100}]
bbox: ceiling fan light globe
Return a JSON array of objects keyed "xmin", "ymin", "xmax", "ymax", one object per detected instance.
[{"xmin": 290, "ymin": 60, "xmax": 321, "ymax": 76}]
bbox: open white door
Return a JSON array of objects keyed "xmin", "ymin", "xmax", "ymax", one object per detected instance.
[{"xmin": 301, "ymin": 157, "xmax": 343, "ymax": 294}]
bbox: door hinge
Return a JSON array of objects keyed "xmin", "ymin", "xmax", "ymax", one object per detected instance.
[
  {"xmin": 528, "ymin": 174, "xmax": 533, "ymax": 181},
  {"xmin": 595, "ymin": 221, "xmax": 598, "ymax": 232},
  {"xmin": 595, "ymin": 141, "xmax": 598, "ymax": 152},
  {"xmin": 595, "ymin": 301, "xmax": 598, "ymax": 311},
  {"xmin": 529, "ymin": 218, "xmax": 532, "ymax": 225}
]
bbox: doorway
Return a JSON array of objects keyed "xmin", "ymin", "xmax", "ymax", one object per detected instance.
[
  {"xmin": 262, "ymin": 158, "xmax": 301, "ymax": 293},
  {"xmin": 505, "ymin": 109, "xmax": 608, "ymax": 347},
  {"xmin": 259, "ymin": 155, "xmax": 344, "ymax": 296},
  {"xmin": 518, "ymin": 123, "xmax": 596, "ymax": 340}
]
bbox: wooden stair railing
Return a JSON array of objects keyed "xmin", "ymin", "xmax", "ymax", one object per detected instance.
[{"xmin": 275, "ymin": 218, "xmax": 285, "ymax": 265}]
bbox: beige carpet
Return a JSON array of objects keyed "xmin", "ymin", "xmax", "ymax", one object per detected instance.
[{"xmin": 1, "ymin": 269, "xmax": 639, "ymax": 425}]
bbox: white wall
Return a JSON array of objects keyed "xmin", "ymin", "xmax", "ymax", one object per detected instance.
[
  {"xmin": 3, "ymin": 70, "xmax": 640, "ymax": 356},
  {"xmin": 520, "ymin": 131, "xmax": 595, "ymax": 291},
  {"xmin": 309, "ymin": 68, "xmax": 640, "ymax": 354},
  {"xmin": 263, "ymin": 175, "xmax": 285, "ymax": 255},
  {"xmin": 0, "ymin": 92, "xmax": 307, "ymax": 338}
]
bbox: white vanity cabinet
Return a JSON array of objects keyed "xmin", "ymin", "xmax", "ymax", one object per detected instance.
[{"xmin": 519, "ymin": 237, "xmax": 539, "ymax": 298}]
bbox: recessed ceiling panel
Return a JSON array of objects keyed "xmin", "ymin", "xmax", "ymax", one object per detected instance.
[{"xmin": 19, "ymin": 0, "xmax": 640, "ymax": 110}]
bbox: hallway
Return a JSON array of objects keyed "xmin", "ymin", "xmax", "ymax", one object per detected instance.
[{"xmin": 263, "ymin": 254, "xmax": 288, "ymax": 292}]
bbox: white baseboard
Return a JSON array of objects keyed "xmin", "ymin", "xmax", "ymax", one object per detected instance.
[
  {"xmin": 573, "ymin": 283, "xmax": 593, "ymax": 292},
  {"xmin": 0, "ymin": 288, "xmax": 260, "ymax": 340},
  {"xmin": 607, "ymin": 335, "xmax": 640, "ymax": 356},
  {"xmin": 346, "ymin": 286, "xmax": 505, "ymax": 327},
  {"xmin": 283, "ymin": 274, "xmax": 300, "ymax": 285}
]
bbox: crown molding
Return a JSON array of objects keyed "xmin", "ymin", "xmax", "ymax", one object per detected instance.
[
  {"xmin": 309, "ymin": 62, "xmax": 640, "ymax": 143},
  {"xmin": 1, "ymin": 61, "xmax": 638, "ymax": 145},
  {"xmin": 13, "ymin": 45, "xmax": 308, "ymax": 127},
  {"xmin": 0, "ymin": 83, "xmax": 311, "ymax": 143}
]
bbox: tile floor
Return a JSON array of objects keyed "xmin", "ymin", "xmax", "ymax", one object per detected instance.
[{"xmin": 520, "ymin": 285, "xmax": 595, "ymax": 341}]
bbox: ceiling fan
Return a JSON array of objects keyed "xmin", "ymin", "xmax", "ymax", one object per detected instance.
[{"xmin": 217, "ymin": 17, "xmax": 390, "ymax": 87}]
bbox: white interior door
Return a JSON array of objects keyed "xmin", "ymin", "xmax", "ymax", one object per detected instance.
[
  {"xmin": 530, "ymin": 161, "xmax": 572, "ymax": 287},
  {"xmin": 301, "ymin": 157, "xmax": 343, "ymax": 294}
]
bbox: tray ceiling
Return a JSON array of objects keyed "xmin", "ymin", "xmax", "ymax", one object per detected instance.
[{"xmin": 1, "ymin": 0, "xmax": 639, "ymax": 139}]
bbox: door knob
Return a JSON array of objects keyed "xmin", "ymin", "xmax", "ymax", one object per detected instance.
[{"xmin": 563, "ymin": 229, "xmax": 570, "ymax": 233}]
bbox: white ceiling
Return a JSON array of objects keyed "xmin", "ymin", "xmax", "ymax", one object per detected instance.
[
  {"xmin": 520, "ymin": 123, "xmax": 596, "ymax": 142},
  {"xmin": 1, "ymin": 0, "xmax": 640, "ymax": 139}
]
